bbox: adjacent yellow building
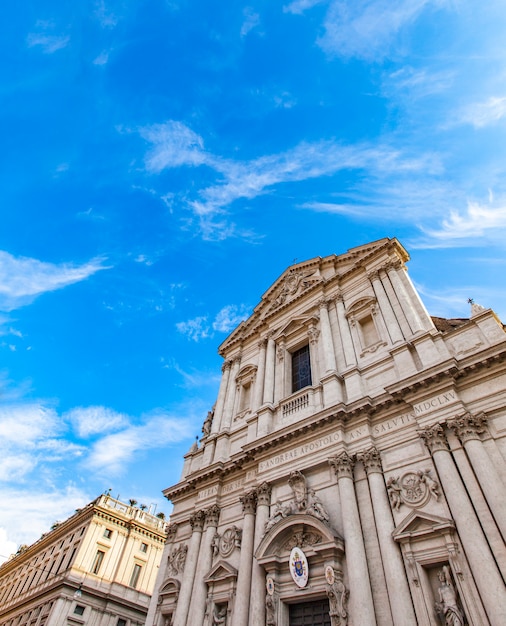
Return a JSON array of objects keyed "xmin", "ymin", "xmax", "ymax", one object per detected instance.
[{"xmin": 0, "ymin": 495, "xmax": 167, "ymax": 626}]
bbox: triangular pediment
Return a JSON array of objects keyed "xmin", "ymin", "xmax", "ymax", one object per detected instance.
[
  {"xmin": 219, "ymin": 238, "xmax": 405, "ymax": 353},
  {"xmin": 275, "ymin": 314, "xmax": 318, "ymax": 339},
  {"xmin": 204, "ymin": 560, "xmax": 238, "ymax": 584},
  {"xmin": 392, "ymin": 510, "xmax": 455, "ymax": 542}
]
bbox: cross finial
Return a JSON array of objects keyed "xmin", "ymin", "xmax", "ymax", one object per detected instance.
[{"xmin": 467, "ymin": 297, "xmax": 474, "ymax": 305}]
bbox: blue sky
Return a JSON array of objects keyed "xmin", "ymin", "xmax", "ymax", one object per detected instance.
[{"xmin": 1, "ymin": 0, "xmax": 505, "ymax": 561}]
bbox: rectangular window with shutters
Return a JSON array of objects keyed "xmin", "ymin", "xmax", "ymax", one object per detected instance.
[{"xmin": 291, "ymin": 344, "xmax": 312, "ymax": 392}]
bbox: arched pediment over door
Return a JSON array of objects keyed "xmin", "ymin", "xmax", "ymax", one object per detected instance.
[{"xmin": 255, "ymin": 514, "xmax": 345, "ymax": 602}]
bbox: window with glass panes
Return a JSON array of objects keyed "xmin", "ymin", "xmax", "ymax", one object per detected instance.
[{"xmin": 291, "ymin": 345, "xmax": 312, "ymax": 392}]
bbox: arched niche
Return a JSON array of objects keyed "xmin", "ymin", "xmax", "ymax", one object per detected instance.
[{"xmin": 157, "ymin": 578, "xmax": 180, "ymax": 626}]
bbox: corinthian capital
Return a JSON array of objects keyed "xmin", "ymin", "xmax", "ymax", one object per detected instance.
[
  {"xmin": 205, "ymin": 504, "xmax": 221, "ymax": 527},
  {"xmin": 419, "ymin": 424, "xmax": 448, "ymax": 455},
  {"xmin": 256, "ymin": 482, "xmax": 272, "ymax": 507},
  {"xmin": 222, "ymin": 360, "xmax": 232, "ymax": 373},
  {"xmin": 447, "ymin": 412, "xmax": 487, "ymax": 444},
  {"xmin": 329, "ymin": 452, "xmax": 355, "ymax": 480},
  {"xmin": 189, "ymin": 510, "xmax": 206, "ymax": 532},
  {"xmin": 240, "ymin": 490, "xmax": 258, "ymax": 515},
  {"xmin": 359, "ymin": 447, "xmax": 383, "ymax": 475}
]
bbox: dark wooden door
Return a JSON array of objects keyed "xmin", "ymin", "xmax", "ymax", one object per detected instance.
[{"xmin": 289, "ymin": 599, "xmax": 331, "ymax": 626}]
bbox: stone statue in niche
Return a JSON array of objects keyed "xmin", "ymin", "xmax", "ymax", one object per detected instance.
[
  {"xmin": 265, "ymin": 471, "xmax": 331, "ymax": 531},
  {"xmin": 211, "ymin": 532, "xmax": 221, "ymax": 557},
  {"xmin": 202, "ymin": 408, "xmax": 214, "ymax": 438},
  {"xmin": 435, "ymin": 566, "xmax": 465, "ymax": 626},
  {"xmin": 212, "ymin": 604, "xmax": 227, "ymax": 625},
  {"xmin": 386, "ymin": 469, "xmax": 440, "ymax": 510}
]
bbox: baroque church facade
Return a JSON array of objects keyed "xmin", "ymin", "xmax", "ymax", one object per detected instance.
[{"xmin": 147, "ymin": 238, "xmax": 506, "ymax": 626}]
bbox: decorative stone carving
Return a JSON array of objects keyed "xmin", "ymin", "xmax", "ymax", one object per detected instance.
[
  {"xmin": 269, "ymin": 267, "xmax": 320, "ymax": 311},
  {"xmin": 265, "ymin": 592, "xmax": 277, "ymax": 626},
  {"xmin": 167, "ymin": 543, "xmax": 188, "ymax": 576},
  {"xmin": 206, "ymin": 505, "xmax": 221, "ymax": 527},
  {"xmin": 282, "ymin": 530, "xmax": 322, "ymax": 551},
  {"xmin": 265, "ymin": 500, "xmax": 292, "ymax": 532},
  {"xmin": 240, "ymin": 490, "xmax": 257, "ymax": 515},
  {"xmin": 359, "ymin": 447, "xmax": 383, "ymax": 474},
  {"xmin": 447, "ymin": 412, "xmax": 487, "ymax": 444},
  {"xmin": 221, "ymin": 360, "xmax": 232, "ymax": 373},
  {"xmin": 435, "ymin": 565, "xmax": 465, "ymax": 626},
  {"xmin": 329, "ymin": 453, "xmax": 355, "ymax": 479},
  {"xmin": 218, "ymin": 526, "xmax": 242, "ymax": 556},
  {"xmin": 256, "ymin": 482, "xmax": 272, "ymax": 507},
  {"xmin": 288, "ymin": 471, "xmax": 308, "ymax": 511},
  {"xmin": 307, "ymin": 325, "xmax": 320, "ymax": 345},
  {"xmin": 326, "ymin": 567, "xmax": 349, "ymax": 626},
  {"xmin": 386, "ymin": 469, "xmax": 440, "ymax": 510},
  {"xmin": 419, "ymin": 424, "xmax": 449, "ymax": 455},
  {"xmin": 190, "ymin": 510, "xmax": 206, "ymax": 531},
  {"xmin": 167, "ymin": 522, "xmax": 178, "ymax": 542},
  {"xmin": 265, "ymin": 471, "xmax": 330, "ymax": 530}
]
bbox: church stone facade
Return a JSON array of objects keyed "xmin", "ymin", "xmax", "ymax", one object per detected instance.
[{"xmin": 147, "ymin": 238, "xmax": 506, "ymax": 626}]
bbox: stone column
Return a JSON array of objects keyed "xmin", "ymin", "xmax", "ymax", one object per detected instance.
[
  {"xmin": 307, "ymin": 321, "xmax": 320, "ymax": 385},
  {"xmin": 274, "ymin": 339, "xmax": 286, "ymax": 403},
  {"xmin": 211, "ymin": 361, "xmax": 232, "ymax": 434},
  {"xmin": 368, "ymin": 270, "xmax": 404, "ymax": 344},
  {"xmin": 334, "ymin": 294, "xmax": 356, "ymax": 367},
  {"xmin": 263, "ymin": 336, "xmax": 276, "ymax": 405},
  {"xmin": 249, "ymin": 483, "xmax": 272, "ymax": 626},
  {"xmin": 447, "ymin": 413, "xmax": 506, "ymax": 543},
  {"xmin": 221, "ymin": 355, "xmax": 241, "ymax": 430},
  {"xmin": 187, "ymin": 505, "xmax": 220, "ymax": 626},
  {"xmin": 233, "ymin": 492, "xmax": 257, "ymax": 626},
  {"xmin": 360, "ymin": 448, "xmax": 417, "ymax": 626},
  {"xmin": 329, "ymin": 453, "xmax": 376, "ymax": 626},
  {"xmin": 420, "ymin": 425, "xmax": 506, "ymax": 626},
  {"xmin": 172, "ymin": 511, "xmax": 205, "ymax": 626},
  {"xmin": 253, "ymin": 339, "xmax": 267, "ymax": 411},
  {"xmin": 385, "ymin": 260, "xmax": 424, "ymax": 334},
  {"xmin": 318, "ymin": 298, "xmax": 338, "ymax": 372}
]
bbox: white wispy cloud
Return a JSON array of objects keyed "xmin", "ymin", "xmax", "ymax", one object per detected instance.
[
  {"xmin": 177, "ymin": 304, "xmax": 251, "ymax": 341},
  {"xmin": 94, "ymin": 0, "xmax": 119, "ymax": 27},
  {"xmin": 93, "ymin": 50, "xmax": 110, "ymax": 65},
  {"xmin": 284, "ymin": 0, "xmax": 325, "ymax": 14},
  {"xmin": 140, "ymin": 119, "xmax": 441, "ymax": 239},
  {"xmin": 0, "ymin": 485, "xmax": 90, "ymax": 563},
  {"xmin": 66, "ymin": 406, "xmax": 129, "ymax": 438},
  {"xmin": 212, "ymin": 304, "xmax": 250, "ymax": 332},
  {"xmin": 176, "ymin": 316, "xmax": 211, "ymax": 342},
  {"xmin": 417, "ymin": 199, "xmax": 506, "ymax": 247},
  {"xmin": 456, "ymin": 96, "xmax": 506, "ymax": 128},
  {"xmin": 141, "ymin": 120, "xmax": 207, "ymax": 172},
  {"xmin": 241, "ymin": 7, "xmax": 261, "ymax": 37},
  {"xmin": 26, "ymin": 21, "xmax": 70, "ymax": 54},
  {"xmin": 0, "ymin": 251, "xmax": 108, "ymax": 311},
  {"xmin": 309, "ymin": 0, "xmax": 444, "ymax": 60},
  {"xmin": 85, "ymin": 412, "xmax": 192, "ymax": 475}
]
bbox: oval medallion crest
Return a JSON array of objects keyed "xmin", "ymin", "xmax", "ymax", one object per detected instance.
[{"xmin": 289, "ymin": 547, "xmax": 309, "ymax": 588}]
